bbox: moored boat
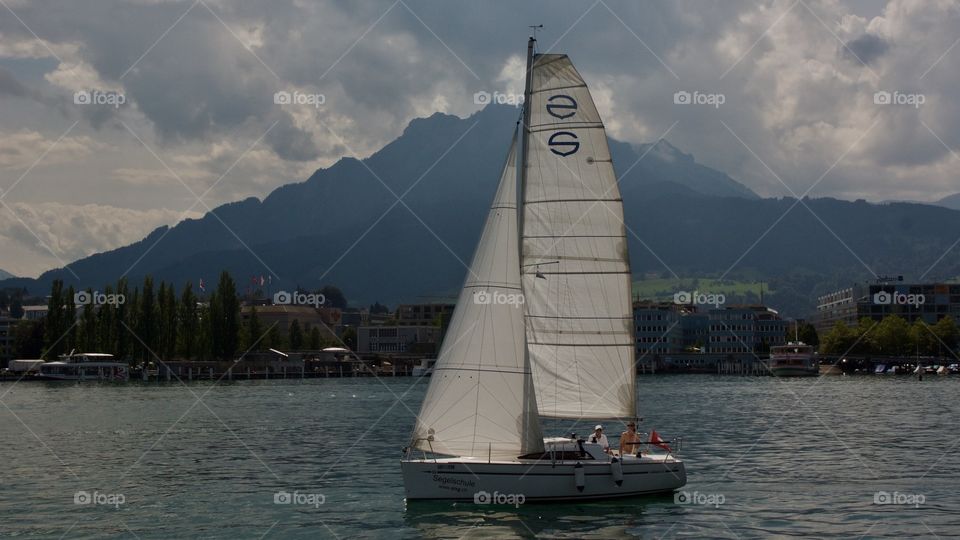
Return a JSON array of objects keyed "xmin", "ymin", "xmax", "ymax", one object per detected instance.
[
  {"xmin": 769, "ymin": 342, "xmax": 818, "ymax": 377},
  {"xmin": 38, "ymin": 353, "xmax": 129, "ymax": 381}
]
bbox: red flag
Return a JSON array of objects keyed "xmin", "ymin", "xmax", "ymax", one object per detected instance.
[
  {"xmin": 199, "ymin": 278, "xmax": 205, "ymax": 292},
  {"xmin": 650, "ymin": 430, "xmax": 672, "ymax": 453}
]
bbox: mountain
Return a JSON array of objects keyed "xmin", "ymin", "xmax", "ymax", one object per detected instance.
[
  {"xmin": 610, "ymin": 138, "xmax": 759, "ymax": 200},
  {"xmin": 935, "ymin": 193, "xmax": 960, "ymax": 211},
  {"xmin": 0, "ymin": 269, "xmax": 13, "ymax": 280},
  {"xmin": 3, "ymin": 105, "xmax": 960, "ymax": 318}
]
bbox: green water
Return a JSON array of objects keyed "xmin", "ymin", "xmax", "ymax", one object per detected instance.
[{"xmin": 2, "ymin": 375, "xmax": 958, "ymax": 538}]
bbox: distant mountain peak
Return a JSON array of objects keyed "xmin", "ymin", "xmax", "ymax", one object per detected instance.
[{"xmin": 650, "ymin": 138, "xmax": 689, "ymax": 160}]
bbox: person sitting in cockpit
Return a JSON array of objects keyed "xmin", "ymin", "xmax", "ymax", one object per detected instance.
[{"xmin": 589, "ymin": 424, "xmax": 610, "ymax": 454}]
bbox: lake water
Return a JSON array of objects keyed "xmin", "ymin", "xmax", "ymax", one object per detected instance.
[{"xmin": 2, "ymin": 374, "xmax": 958, "ymax": 538}]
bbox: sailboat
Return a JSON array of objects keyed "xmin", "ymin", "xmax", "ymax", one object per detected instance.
[{"xmin": 400, "ymin": 37, "xmax": 687, "ymax": 501}]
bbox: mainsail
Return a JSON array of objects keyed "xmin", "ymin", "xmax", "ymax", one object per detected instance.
[
  {"xmin": 520, "ymin": 53, "xmax": 637, "ymax": 419},
  {"xmin": 411, "ymin": 134, "xmax": 544, "ymax": 460}
]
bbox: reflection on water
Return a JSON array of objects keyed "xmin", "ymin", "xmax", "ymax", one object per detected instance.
[{"xmin": 2, "ymin": 375, "xmax": 960, "ymax": 538}]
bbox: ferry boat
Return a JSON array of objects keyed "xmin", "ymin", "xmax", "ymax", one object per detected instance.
[
  {"xmin": 769, "ymin": 342, "xmax": 818, "ymax": 377},
  {"xmin": 38, "ymin": 353, "xmax": 129, "ymax": 381}
]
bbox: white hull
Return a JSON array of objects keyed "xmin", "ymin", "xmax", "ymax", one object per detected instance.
[
  {"xmin": 401, "ymin": 455, "xmax": 686, "ymax": 501},
  {"xmin": 37, "ymin": 373, "xmax": 128, "ymax": 381}
]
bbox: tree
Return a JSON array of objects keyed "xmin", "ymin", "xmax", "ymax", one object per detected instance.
[
  {"xmin": 157, "ymin": 282, "xmax": 177, "ymax": 360},
  {"xmin": 78, "ymin": 290, "xmax": 97, "ymax": 352},
  {"xmin": 125, "ymin": 287, "xmax": 141, "ymax": 363},
  {"xmin": 177, "ymin": 283, "xmax": 198, "ymax": 359},
  {"xmin": 369, "ymin": 302, "xmax": 389, "ymax": 314},
  {"xmin": 288, "ymin": 320, "xmax": 303, "ymax": 350},
  {"xmin": 97, "ymin": 285, "xmax": 117, "ymax": 356},
  {"xmin": 243, "ymin": 306, "xmax": 263, "ymax": 352},
  {"xmin": 197, "ymin": 303, "xmax": 213, "ymax": 361},
  {"xmin": 309, "ymin": 326, "xmax": 321, "ymax": 350},
  {"xmin": 266, "ymin": 324, "xmax": 283, "ymax": 350},
  {"xmin": 115, "ymin": 278, "xmax": 131, "ymax": 361},
  {"xmin": 211, "ymin": 271, "xmax": 240, "ymax": 360},
  {"xmin": 44, "ymin": 279, "xmax": 66, "ymax": 359},
  {"xmin": 319, "ymin": 285, "xmax": 347, "ymax": 309},
  {"xmin": 9, "ymin": 298, "xmax": 23, "ymax": 319},
  {"xmin": 797, "ymin": 322, "xmax": 819, "ymax": 347},
  {"xmin": 853, "ymin": 317, "xmax": 879, "ymax": 355},
  {"xmin": 820, "ymin": 321, "xmax": 856, "ymax": 355},
  {"xmin": 341, "ymin": 327, "xmax": 357, "ymax": 349},
  {"xmin": 14, "ymin": 319, "xmax": 44, "ymax": 359},
  {"xmin": 875, "ymin": 315, "xmax": 911, "ymax": 357},
  {"xmin": 136, "ymin": 276, "xmax": 157, "ymax": 362},
  {"xmin": 909, "ymin": 320, "xmax": 936, "ymax": 357},
  {"xmin": 932, "ymin": 316, "xmax": 959, "ymax": 356},
  {"xmin": 64, "ymin": 285, "xmax": 77, "ymax": 353}
]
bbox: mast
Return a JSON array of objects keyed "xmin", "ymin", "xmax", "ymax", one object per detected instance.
[
  {"xmin": 519, "ymin": 36, "xmax": 535, "ymax": 236},
  {"xmin": 518, "ymin": 34, "xmax": 538, "ymax": 453}
]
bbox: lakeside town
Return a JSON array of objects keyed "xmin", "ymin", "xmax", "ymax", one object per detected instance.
[{"xmin": 1, "ymin": 272, "xmax": 957, "ymax": 381}]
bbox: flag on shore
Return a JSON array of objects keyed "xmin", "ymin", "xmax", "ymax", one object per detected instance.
[
  {"xmin": 650, "ymin": 430, "xmax": 672, "ymax": 453},
  {"xmin": 199, "ymin": 278, "xmax": 206, "ymax": 293}
]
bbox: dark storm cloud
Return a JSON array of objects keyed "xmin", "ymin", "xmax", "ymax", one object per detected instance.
[
  {"xmin": 843, "ymin": 33, "xmax": 888, "ymax": 65},
  {"xmin": 267, "ymin": 116, "xmax": 319, "ymax": 161},
  {"xmin": 0, "ymin": 66, "xmax": 29, "ymax": 97}
]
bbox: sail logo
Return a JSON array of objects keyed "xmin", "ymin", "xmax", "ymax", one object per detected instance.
[
  {"xmin": 473, "ymin": 290, "xmax": 525, "ymax": 307},
  {"xmin": 673, "ymin": 90, "xmax": 725, "ymax": 108},
  {"xmin": 544, "ymin": 95, "xmax": 581, "ymax": 156},
  {"xmin": 548, "ymin": 131, "xmax": 580, "ymax": 157},
  {"xmin": 546, "ymin": 95, "xmax": 578, "ymax": 119}
]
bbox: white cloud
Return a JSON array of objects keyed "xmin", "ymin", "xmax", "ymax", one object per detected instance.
[
  {"xmin": 0, "ymin": 202, "xmax": 201, "ymax": 274},
  {"xmin": 0, "ymin": 130, "xmax": 103, "ymax": 170}
]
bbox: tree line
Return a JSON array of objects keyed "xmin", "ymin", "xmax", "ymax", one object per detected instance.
[
  {"xmin": 14, "ymin": 271, "xmax": 342, "ymax": 364},
  {"xmin": 819, "ymin": 315, "xmax": 959, "ymax": 357}
]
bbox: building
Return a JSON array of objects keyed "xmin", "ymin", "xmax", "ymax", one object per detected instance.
[
  {"xmin": 634, "ymin": 302, "xmax": 786, "ymax": 358},
  {"xmin": 815, "ymin": 278, "xmax": 960, "ymax": 333},
  {"xmin": 814, "ymin": 287, "xmax": 860, "ymax": 334},
  {"xmin": 0, "ymin": 316, "xmax": 18, "ymax": 366},
  {"xmin": 241, "ymin": 305, "xmax": 341, "ymax": 342},
  {"xmin": 395, "ymin": 303, "xmax": 454, "ymax": 326},
  {"xmin": 707, "ymin": 305, "xmax": 786, "ymax": 354},
  {"xmin": 21, "ymin": 305, "xmax": 48, "ymax": 321},
  {"xmin": 339, "ymin": 309, "xmax": 370, "ymax": 328},
  {"xmin": 634, "ymin": 302, "xmax": 686, "ymax": 355},
  {"xmin": 357, "ymin": 325, "xmax": 441, "ymax": 355}
]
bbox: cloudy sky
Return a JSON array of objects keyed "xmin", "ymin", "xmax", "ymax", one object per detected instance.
[{"xmin": 0, "ymin": 0, "xmax": 957, "ymax": 277}]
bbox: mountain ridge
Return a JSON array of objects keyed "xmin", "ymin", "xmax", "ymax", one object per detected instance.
[{"xmin": 3, "ymin": 105, "xmax": 960, "ymax": 318}]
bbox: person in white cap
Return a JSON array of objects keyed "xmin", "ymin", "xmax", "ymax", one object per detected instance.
[{"xmin": 589, "ymin": 425, "xmax": 610, "ymax": 453}]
